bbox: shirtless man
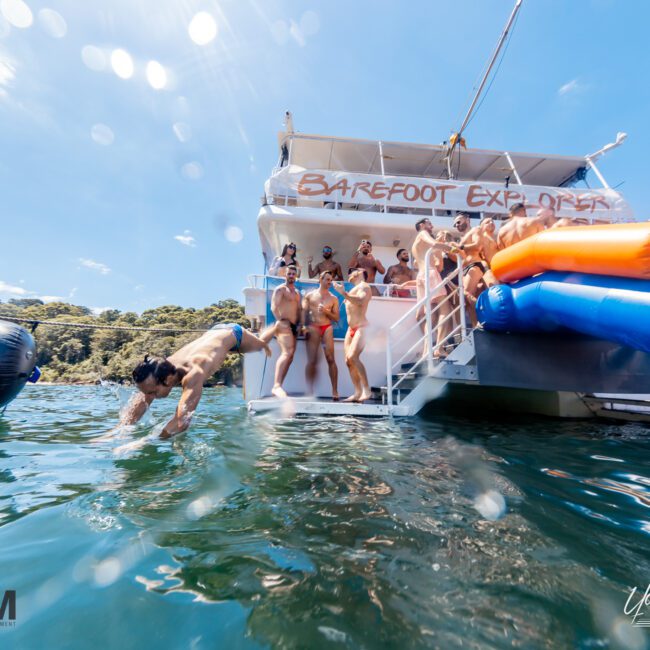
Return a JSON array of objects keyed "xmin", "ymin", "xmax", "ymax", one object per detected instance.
[
  {"xmin": 383, "ymin": 249, "xmax": 416, "ymax": 297},
  {"xmin": 263, "ymin": 265, "xmax": 302, "ymax": 398},
  {"xmin": 478, "ymin": 217, "xmax": 499, "ymax": 265},
  {"xmin": 347, "ymin": 240, "xmax": 385, "ymax": 286},
  {"xmin": 453, "ymin": 212, "xmax": 472, "ymax": 241},
  {"xmin": 497, "ymin": 204, "xmax": 557, "ymax": 249},
  {"xmin": 307, "ymin": 245, "xmax": 344, "ymax": 281},
  {"xmin": 119, "ymin": 324, "xmax": 271, "ymax": 438},
  {"xmin": 303, "ymin": 271, "xmax": 340, "ymax": 400},
  {"xmin": 411, "ymin": 218, "xmax": 455, "ymax": 358},
  {"xmin": 334, "ymin": 270, "xmax": 372, "ymax": 402},
  {"xmin": 457, "ymin": 216, "xmax": 500, "ymax": 321}
]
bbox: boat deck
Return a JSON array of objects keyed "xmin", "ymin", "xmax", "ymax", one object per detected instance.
[{"xmin": 247, "ymin": 396, "xmax": 394, "ymax": 417}]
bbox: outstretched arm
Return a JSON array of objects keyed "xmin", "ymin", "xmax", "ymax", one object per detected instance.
[
  {"xmin": 160, "ymin": 370, "xmax": 204, "ymax": 438},
  {"xmin": 120, "ymin": 392, "xmax": 154, "ymax": 425},
  {"xmin": 333, "ymin": 283, "xmax": 369, "ymax": 305}
]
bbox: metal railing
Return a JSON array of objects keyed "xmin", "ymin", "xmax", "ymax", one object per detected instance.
[
  {"xmin": 246, "ymin": 274, "xmax": 416, "ymax": 299},
  {"xmin": 385, "ymin": 249, "xmax": 467, "ymax": 407}
]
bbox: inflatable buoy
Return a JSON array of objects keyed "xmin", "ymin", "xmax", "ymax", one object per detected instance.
[{"xmin": 0, "ymin": 320, "xmax": 38, "ymax": 409}]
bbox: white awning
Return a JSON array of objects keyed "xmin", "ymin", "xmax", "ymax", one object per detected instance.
[{"xmin": 279, "ymin": 132, "xmax": 590, "ymax": 188}]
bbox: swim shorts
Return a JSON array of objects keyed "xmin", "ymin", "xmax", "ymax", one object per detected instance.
[{"xmin": 211, "ymin": 323, "xmax": 244, "ymax": 352}]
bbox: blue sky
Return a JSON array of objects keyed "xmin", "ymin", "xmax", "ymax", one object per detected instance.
[{"xmin": 0, "ymin": 0, "xmax": 648, "ymax": 313}]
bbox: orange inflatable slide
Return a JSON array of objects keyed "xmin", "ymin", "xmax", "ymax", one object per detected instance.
[{"xmin": 491, "ymin": 222, "xmax": 650, "ymax": 283}]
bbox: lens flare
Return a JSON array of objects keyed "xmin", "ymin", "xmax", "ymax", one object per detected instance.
[
  {"xmin": 225, "ymin": 225, "xmax": 243, "ymax": 243},
  {"xmin": 0, "ymin": 0, "xmax": 32, "ymax": 28},
  {"xmin": 145, "ymin": 60, "xmax": 167, "ymax": 90},
  {"xmin": 188, "ymin": 12, "xmax": 217, "ymax": 45},
  {"xmin": 37, "ymin": 8, "xmax": 66, "ymax": 38},
  {"xmin": 110, "ymin": 48, "xmax": 133, "ymax": 80},
  {"xmin": 91, "ymin": 124, "xmax": 114, "ymax": 146},
  {"xmin": 172, "ymin": 122, "xmax": 191, "ymax": 143},
  {"xmin": 81, "ymin": 45, "xmax": 106, "ymax": 71},
  {"xmin": 181, "ymin": 161, "xmax": 204, "ymax": 181}
]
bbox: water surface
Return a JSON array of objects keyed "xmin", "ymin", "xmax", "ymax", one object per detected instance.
[{"xmin": 1, "ymin": 385, "xmax": 649, "ymax": 649}]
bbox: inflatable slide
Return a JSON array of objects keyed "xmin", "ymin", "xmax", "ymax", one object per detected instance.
[{"xmin": 478, "ymin": 223, "xmax": 650, "ymax": 354}]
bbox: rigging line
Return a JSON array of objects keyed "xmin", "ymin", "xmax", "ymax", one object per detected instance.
[
  {"xmin": 0, "ymin": 315, "xmax": 214, "ymax": 334},
  {"xmin": 456, "ymin": 0, "xmax": 523, "ymax": 139},
  {"xmin": 463, "ymin": 6, "xmax": 521, "ymax": 132}
]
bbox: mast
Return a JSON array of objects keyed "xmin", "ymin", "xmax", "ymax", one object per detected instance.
[{"xmin": 446, "ymin": 0, "xmax": 524, "ymax": 178}]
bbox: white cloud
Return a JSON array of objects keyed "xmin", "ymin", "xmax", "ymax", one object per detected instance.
[
  {"xmin": 133, "ymin": 284, "xmax": 144, "ymax": 292},
  {"xmin": 90, "ymin": 306, "xmax": 113, "ymax": 315},
  {"xmin": 39, "ymin": 295, "xmax": 65, "ymax": 302},
  {"xmin": 79, "ymin": 257, "xmax": 111, "ymax": 275},
  {"xmin": 0, "ymin": 279, "xmax": 28, "ymax": 295},
  {"xmin": 558, "ymin": 79, "xmax": 580, "ymax": 96},
  {"xmin": 174, "ymin": 230, "xmax": 196, "ymax": 247}
]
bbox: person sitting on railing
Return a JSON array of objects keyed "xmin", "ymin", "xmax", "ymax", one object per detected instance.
[
  {"xmin": 347, "ymin": 240, "xmax": 385, "ymax": 295},
  {"xmin": 307, "ymin": 245, "xmax": 344, "ymax": 281},
  {"xmin": 410, "ymin": 218, "xmax": 456, "ymax": 359},
  {"xmin": 383, "ymin": 249, "xmax": 416, "ymax": 297},
  {"xmin": 496, "ymin": 204, "xmax": 557, "ymax": 250},
  {"xmin": 270, "ymin": 242, "xmax": 302, "ymax": 278}
]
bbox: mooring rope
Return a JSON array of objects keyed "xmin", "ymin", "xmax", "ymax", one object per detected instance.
[{"xmin": 0, "ymin": 315, "xmax": 213, "ymax": 334}]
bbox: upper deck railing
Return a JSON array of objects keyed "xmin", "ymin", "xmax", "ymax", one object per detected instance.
[{"xmin": 263, "ymin": 134, "xmax": 632, "ymax": 222}]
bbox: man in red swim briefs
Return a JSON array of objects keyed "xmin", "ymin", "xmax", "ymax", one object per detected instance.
[
  {"xmin": 303, "ymin": 271, "xmax": 340, "ymax": 400},
  {"xmin": 334, "ymin": 269, "xmax": 373, "ymax": 402}
]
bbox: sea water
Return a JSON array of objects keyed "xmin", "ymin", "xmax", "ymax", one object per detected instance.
[{"xmin": 0, "ymin": 385, "xmax": 649, "ymax": 649}]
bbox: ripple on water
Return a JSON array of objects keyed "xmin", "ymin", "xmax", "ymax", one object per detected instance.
[{"xmin": 0, "ymin": 386, "xmax": 649, "ymax": 648}]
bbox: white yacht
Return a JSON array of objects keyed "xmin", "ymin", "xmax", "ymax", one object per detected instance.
[{"xmin": 242, "ymin": 122, "xmax": 642, "ymax": 419}]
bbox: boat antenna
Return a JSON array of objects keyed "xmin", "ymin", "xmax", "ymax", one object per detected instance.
[{"xmin": 446, "ymin": 0, "xmax": 524, "ymax": 178}]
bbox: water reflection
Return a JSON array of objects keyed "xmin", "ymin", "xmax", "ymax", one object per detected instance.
[{"xmin": 0, "ymin": 386, "xmax": 649, "ymax": 648}]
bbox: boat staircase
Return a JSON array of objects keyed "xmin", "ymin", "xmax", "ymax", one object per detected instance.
[
  {"xmin": 248, "ymin": 249, "xmax": 478, "ymax": 417},
  {"xmin": 382, "ymin": 249, "xmax": 477, "ymax": 416}
]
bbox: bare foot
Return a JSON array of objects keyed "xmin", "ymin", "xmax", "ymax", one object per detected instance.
[
  {"xmin": 272, "ymin": 385, "xmax": 287, "ymax": 399},
  {"xmin": 344, "ymin": 394, "xmax": 361, "ymax": 402},
  {"xmin": 332, "ymin": 393, "xmax": 339, "ymax": 402},
  {"xmin": 358, "ymin": 389, "xmax": 372, "ymax": 402}
]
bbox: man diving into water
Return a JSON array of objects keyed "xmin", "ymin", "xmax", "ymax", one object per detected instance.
[
  {"xmin": 118, "ymin": 324, "xmax": 271, "ymax": 438},
  {"xmin": 334, "ymin": 269, "xmax": 372, "ymax": 402}
]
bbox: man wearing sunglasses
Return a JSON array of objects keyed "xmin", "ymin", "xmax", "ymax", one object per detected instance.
[
  {"xmin": 347, "ymin": 239, "xmax": 385, "ymax": 285},
  {"xmin": 307, "ymin": 245, "xmax": 344, "ymax": 281}
]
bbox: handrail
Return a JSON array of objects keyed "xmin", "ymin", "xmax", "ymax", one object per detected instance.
[
  {"xmin": 246, "ymin": 274, "xmax": 416, "ymax": 298},
  {"xmin": 385, "ymin": 249, "xmax": 468, "ymax": 410}
]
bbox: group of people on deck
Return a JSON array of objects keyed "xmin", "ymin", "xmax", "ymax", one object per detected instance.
[{"xmin": 116, "ymin": 202, "xmax": 583, "ymax": 439}]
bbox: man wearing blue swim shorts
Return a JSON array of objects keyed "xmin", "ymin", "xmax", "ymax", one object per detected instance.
[{"xmin": 119, "ymin": 324, "xmax": 271, "ymax": 438}]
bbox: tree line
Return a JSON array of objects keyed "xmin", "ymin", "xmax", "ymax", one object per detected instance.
[{"xmin": 0, "ymin": 298, "xmax": 248, "ymax": 385}]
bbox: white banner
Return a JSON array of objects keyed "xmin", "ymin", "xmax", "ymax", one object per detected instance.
[{"xmin": 267, "ymin": 166, "xmax": 632, "ymax": 220}]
